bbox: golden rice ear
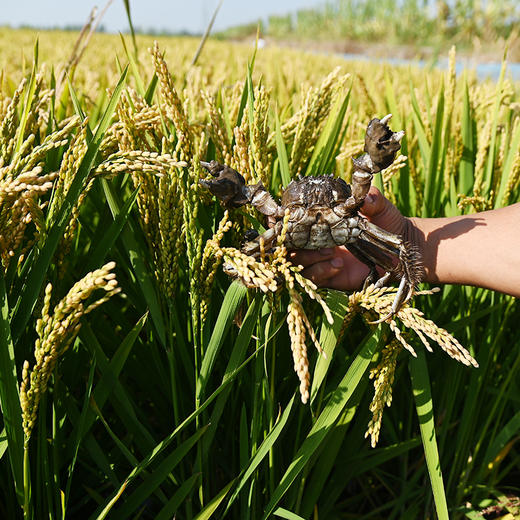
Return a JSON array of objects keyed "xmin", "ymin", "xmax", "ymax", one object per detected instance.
[{"xmin": 20, "ymin": 263, "xmax": 120, "ymax": 440}]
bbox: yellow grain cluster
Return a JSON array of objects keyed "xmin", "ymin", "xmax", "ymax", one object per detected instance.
[
  {"xmin": 210, "ymin": 210, "xmax": 332, "ymax": 402},
  {"xmin": 0, "ymin": 74, "xmax": 82, "ymax": 267},
  {"xmin": 20, "ymin": 262, "xmax": 120, "ymax": 441},
  {"xmin": 347, "ymin": 284, "xmax": 478, "ymax": 367},
  {"xmin": 366, "ymin": 341, "xmax": 401, "ymax": 448}
]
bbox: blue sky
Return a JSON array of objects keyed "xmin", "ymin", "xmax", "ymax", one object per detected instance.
[{"xmin": 0, "ymin": 1, "xmax": 323, "ymax": 34}]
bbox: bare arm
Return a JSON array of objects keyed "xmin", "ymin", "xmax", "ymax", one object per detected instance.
[
  {"xmin": 291, "ymin": 187, "xmax": 520, "ymax": 298},
  {"xmin": 408, "ymin": 203, "xmax": 520, "ymax": 296}
]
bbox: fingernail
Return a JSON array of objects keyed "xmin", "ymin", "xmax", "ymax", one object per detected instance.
[
  {"xmin": 331, "ymin": 257, "xmax": 343, "ymax": 268},
  {"xmin": 320, "ymin": 248, "xmax": 334, "ymax": 256}
]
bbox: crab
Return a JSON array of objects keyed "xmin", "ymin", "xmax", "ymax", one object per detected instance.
[{"xmin": 200, "ymin": 115, "xmax": 422, "ymax": 321}]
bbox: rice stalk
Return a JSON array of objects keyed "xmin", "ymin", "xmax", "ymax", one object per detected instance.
[
  {"xmin": 0, "ymin": 166, "xmax": 56, "ymax": 267},
  {"xmin": 19, "ymin": 261, "xmax": 120, "ymax": 442}
]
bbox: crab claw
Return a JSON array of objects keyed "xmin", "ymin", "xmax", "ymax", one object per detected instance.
[
  {"xmin": 199, "ymin": 161, "xmax": 251, "ymax": 208},
  {"xmin": 364, "ymin": 115, "xmax": 404, "ymax": 172},
  {"xmin": 379, "ymin": 113, "xmax": 392, "ymax": 125}
]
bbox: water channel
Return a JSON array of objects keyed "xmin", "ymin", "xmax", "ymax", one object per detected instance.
[{"xmin": 341, "ymin": 52, "xmax": 520, "ymax": 82}]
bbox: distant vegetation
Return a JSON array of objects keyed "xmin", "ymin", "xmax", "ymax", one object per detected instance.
[{"xmin": 217, "ymin": 0, "xmax": 520, "ymax": 59}]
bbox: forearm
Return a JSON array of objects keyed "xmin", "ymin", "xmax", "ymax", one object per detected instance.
[{"xmin": 407, "ymin": 203, "xmax": 520, "ymax": 297}]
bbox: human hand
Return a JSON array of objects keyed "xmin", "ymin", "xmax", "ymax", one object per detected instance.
[{"xmin": 289, "ymin": 187, "xmax": 408, "ymax": 291}]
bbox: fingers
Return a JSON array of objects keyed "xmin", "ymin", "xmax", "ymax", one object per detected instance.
[
  {"xmin": 301, "ymin": 255, "xmax": 371, "ymax": 291},
  {"xmin": 289, "ymin": 247, "xmax": 371, "ymax": 291},
  {"xmin": 289, "ymin": 248, "xmax": 335, "ymax": 267}
]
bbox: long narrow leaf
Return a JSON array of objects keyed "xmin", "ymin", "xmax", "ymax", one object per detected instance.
[
  {"xmin": 193, "ymin": 480, "xmax": 236, "ymax": 520},
  {"xmin": 306, "ymin": 88, "xmax": 351, "ymax": 177},
  {"xmin": 202, "ymin": 295, "xmax": 262, "ymax": 459},
  {"xmin": 0, "ymin": 273, "xmax": 24, "ymax": 504},
  {"xmin": 196, "ymin": 282, "xmax": 248, "ymax": 400},
  {"xmin": 275, "ymin": 110, "xmax": 291, "ymax": 187},
  {"xmin": 94, "ymin": 342, "xmax": 266, "ymax": 517},
  {"xmin": 262, "ymin": 329, "xmax": 382, "ymax": 519},
  {"xmin": 101, "ymin": 177, "xmax": 166, "ymax": 345},
  {"xmin": 226, "ymin": 396, "xmax": 295, "ymax": 511},
  {"xmin": 84, "ymin": 185, "xmax": 139, "ymax": 271},
  {"xmin": 310, "ymin": 290, "xmax": 349, "ymax": 405},
  {"xmin": 113, "ymin": 426, "xmax": 208, "ymax": 519},
  {"xmin": 14, "ymin": 40, "xmax": 38, "ymax": 156},
  {"xmin": 409, "ymin": 350, "xmax": 449, "ymax": 520}
]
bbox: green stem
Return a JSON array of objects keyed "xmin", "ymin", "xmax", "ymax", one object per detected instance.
[
  {"xmin": 23, "ymin": 440, "xmax": 31, "ymax": 520},
  {"xmin": 268, "ymin": 333, "xmax": 276, "ymax": 496}
]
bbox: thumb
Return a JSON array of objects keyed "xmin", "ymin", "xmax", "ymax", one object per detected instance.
[{"xmin": 360, "ymin": 186, "xmax": 406, "ymax": 235}]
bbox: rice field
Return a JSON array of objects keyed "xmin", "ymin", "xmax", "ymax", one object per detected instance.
[{"xmin": 0, "ymin": 27, "xmax": 519, "ymax": 519}]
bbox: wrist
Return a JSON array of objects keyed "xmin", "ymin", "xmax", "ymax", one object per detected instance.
[{"xmin": 404, "ymin": 217, "xmax": 429, "ymax": 283}]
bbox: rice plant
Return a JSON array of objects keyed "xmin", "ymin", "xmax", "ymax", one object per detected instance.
[{"xmin": 0, "ymin": 27, "xmax": 518, "ymax": 520}]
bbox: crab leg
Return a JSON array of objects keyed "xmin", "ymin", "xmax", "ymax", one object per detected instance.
[
  {"xmin": 345, "ymin": 243, "xmax": 383, "ymax": 288},
  {"xmin": 241, "ymin": 221, "xmax": 284, "ymax": 257},
  {"xmin": 200, "ymin": 161, "xmax": 283, "ymax": 216},
  {"xmin": 350, "ymin": 114, "xmax": 405, "ymax": 208},
  {"xmin": 347, "ymin": 238, "xmax": 413, "ymax": 323},
  {"xmin": 359, "ymin": 219, "xmax": 403, "ymax": 246},
  {"xmin": 348, "ymin": 238, "xmax": 395, "ymax": 272},
  {"xmin": 353, "ymin": 217, "xmax": 422, "ymax": 320}
]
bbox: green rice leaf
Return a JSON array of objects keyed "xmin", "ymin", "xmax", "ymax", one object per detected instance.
[
  {"xmin": 63, "ymin": 354, "xmax": 97, "ymax": 508},
  {"xmin": 0, "ymin": 273, "xmax": 23, "ymax": 504},
  {"xmin": 262, "ymin": 329, "xmax": 382, "ymax": 519},
  {"xmin": 197, "ymin": 282, "xmax": 248, "ymax": 401},
  {"xmin": 112, "ymin": 426, "xmax": 208, "ymax": 519},
  {"xmin": 122, "ymin": 0, "xmax": 138, "ymax": 60},
  {"xmin": 408, "ymin": 350, "xmax": 449, "ymax": 520},
  {"xmin": 119, "ymin": 34, "xmax": 145, "ymax": 97},
  {"xmin": 84, "ymin": 185, "xmax": 139, "ymax": 272},
  {"xmin": 225, "ymin": 395, "xmax": 295, "ymax": 512},
  {"xmin": 273, "ymin": 507, "xmax": 306, "ymax": 520},
  {"xmin": 458, "ymin": 77, "xmax": 475, "ymax": 197},
  {"xmin": 483, "ymin": 59, "xmax": 507, "ymax": 197},
  {"xmin": 310, "ymin": 290, "xmax": 349, "ymax": 405},
  {"xmin": 275, "ymin": 110, "xmax": 291, "ymax": 187},
  {"xmin": 144, "ymin": 73, "xmax": 158, "ymax": 105},
  {"xmin": 67, "ymin": 77, "xmax": 87, "ymax": 123},
  {"xmin": 305, "ymin": 88, "xmax": 350, "ymax": 177},
  {"xmin": 155, "ymin": 473, "xmax": 200, "ymax": 520},
  {"xmin": 0, "ymin": 428, "xmax": 8, "ymax": 460},
  {"xmin": 481, "ymin": 410, "xmax": 520, "ymax": 474},
  {"xmin": 494, "ymin": 117, "xmax": 520, "ymax": 207},
  {"xmin": 202, "ymin": 295, "xmax": 262, "ymax": 459},
  {"xmin": 14, "ymin": 40, "xmax": 38, "ymax": 156},
  {"xmin": 410, "ymin": 82, "xmax": 431, "ymax": 176},
  {"xmin": 423, "ymin": 82, "xmax": 445, "ymax": 216},
  {"xmin": 101, "ymin": 177, "xmax": 166, "ymax": 346},
  {"xmin": 193, "ymin": 480, "xmax": 236, "ymax": 520}
]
